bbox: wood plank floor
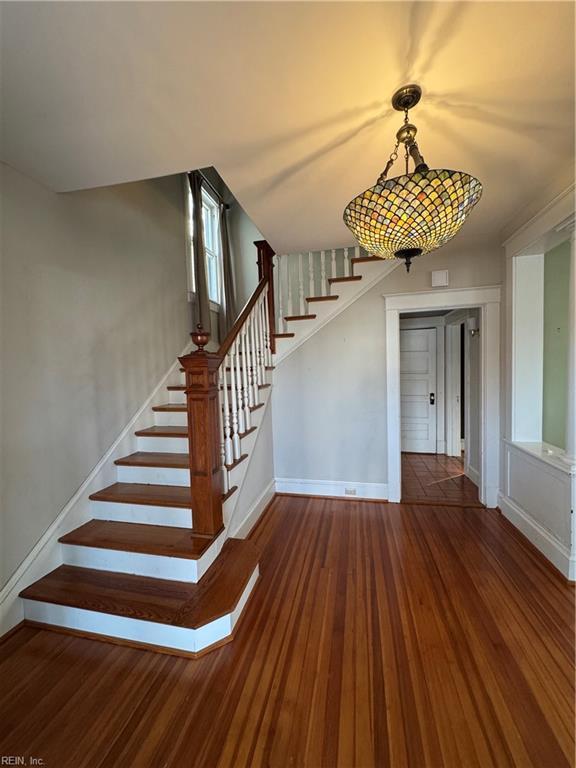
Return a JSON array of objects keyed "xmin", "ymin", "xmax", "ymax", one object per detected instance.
[
  {"xmin": 402, "ymin": 452, "xmax": 481, "ymax": 506},
  {"xmin": 1, "ymin": 495, "xmax": 574, "ymax": 767}
]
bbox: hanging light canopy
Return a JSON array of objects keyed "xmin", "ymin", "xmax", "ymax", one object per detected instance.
[{"xmin": 343, "ymin": 84, "xmax": 482, "ymax": 272}]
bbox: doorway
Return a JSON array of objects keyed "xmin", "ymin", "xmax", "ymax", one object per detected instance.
[{"xmin": 384, "ymin": 286, "xmax": 501, "ymax": 506}]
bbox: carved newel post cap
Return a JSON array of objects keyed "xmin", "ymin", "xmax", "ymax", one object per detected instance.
[{"xmin": 191, "ymin": 324, "xmax": 210, "ymax": 352}]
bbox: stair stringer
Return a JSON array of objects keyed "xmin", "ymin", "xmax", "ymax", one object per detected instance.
[{"xmin": 275, "ymin": 259, "xmax": 401, "ymax": 364}]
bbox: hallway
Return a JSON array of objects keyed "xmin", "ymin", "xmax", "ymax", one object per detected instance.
[{"xmin": 401, "ymin": 452, "xmax": 482, "ymax": 506}]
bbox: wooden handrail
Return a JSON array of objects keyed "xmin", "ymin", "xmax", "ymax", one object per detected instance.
[{"xmin": 218, "ymin": 278, "xmax": 268, "ymax": 358}]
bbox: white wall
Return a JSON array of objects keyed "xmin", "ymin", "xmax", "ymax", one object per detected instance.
[
  {"xmin": 0, "ymin": 163, "xmax": 190, "ymax": 587},
  {"xmin": 272, "ymin": 242, "xmax": 501, "ymax": 491}
]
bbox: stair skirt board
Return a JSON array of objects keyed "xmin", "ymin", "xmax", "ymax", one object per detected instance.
[
  {"xmin": 22, "ymin": 564, "xmax": 259, "ymax": 656},
  {"xmin": 116, "ymin": 465, "xmax": 190, "ymax": 486},
  {"xmin": 90, "ymin": 501, "xmax": 194, "ymax": 528},
  {"xmin": 61, "ymin": 534, "xmax": 225, "ymax": 582}
]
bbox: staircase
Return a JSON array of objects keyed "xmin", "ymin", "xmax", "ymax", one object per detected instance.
[{"xmin": 16, "ymin": 241, "xmax": 399, "ymax": 656}]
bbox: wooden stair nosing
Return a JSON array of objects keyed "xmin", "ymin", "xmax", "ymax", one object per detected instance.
[
  {"xmin": 273, "ymin": 333, "xmax": 295, "ymax": 339},
  {"xmin": 20, "ymin": 539, "xmax": 259, "ymax": 630},
  {"xmin": 134, "ymin": 426, "xmax": 188, "ymax": 438},
  {"xmin": 152, "ymin": 403, "xmax": 187, "ymax": 413},
  {"xmin": 115, "ymin": 452, "xmax": 190, "ymax": 469},
  {"xmin": 89, "ymin": 483, "xmax": 193, "ymax": 509},
  {"xmin": 328, "ymin": 275, "xmax": 362, "ymax": 284},
  {"xmin": 306, "ymin": 295, "xmax": 339, "ymax": 303},
  {"xmin": 59, "ymin": 520, "xmax": 218, "ymax": 560},
  {"xmin": 284, "ymin": 314, "xmax": 317, "ymax": 321}
]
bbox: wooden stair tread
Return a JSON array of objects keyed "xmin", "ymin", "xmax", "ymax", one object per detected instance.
[
  {"xmin": 273, "ymin": 333, "xmax": 295, "ymax": 338},
  {"xmin": 328, "ymin": 275, "xmax": 362, "ymax": 284},
  {"xmin": 306, "ymin": 295, "xmax": 339, "ymax": 302},
  {"xmin": 351, "ymin": 256, "xmax": 382, "ymax": 265},
  {"xmin": 284, "ymin": 314, "xmax": 317, "ymax": 321},
  {"xmin": 152, "ymin": 403, "xmax": 187, "ymax": 413},
  {"xmin": 90, "ymin": 483, "xmax": 192, "ymax": 508},
  {"xmin": 135, "ymin": 426, "xmax": 188, "ymax": 437},
  {"xmin": 20, "ymin": 539, "xmax": 259, "ymax": 629},
  {"xmin": 59, "ymin": 520, "xmax": 215, "ymax": 559},
  {"xmin": 167, "ymin": 385, "xmax": 186, "ymax": 391},
  {"xmin": 115, "ymin": 452, "xmax": 190, "ymax": 469}
]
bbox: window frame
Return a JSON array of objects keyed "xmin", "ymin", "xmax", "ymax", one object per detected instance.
[{"xmin": 183, "ymin": 175, "xmax": 223, "ymax": 309}]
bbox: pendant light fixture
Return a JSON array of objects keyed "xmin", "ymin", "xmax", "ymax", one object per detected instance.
[{"xmin": 343, "ymin": 84, "xmax": 482, "ymax": 272}]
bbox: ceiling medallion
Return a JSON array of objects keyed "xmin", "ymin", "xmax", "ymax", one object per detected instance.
[{"xmin": 343, "ymin": 84, "xmax": 483, "ymax": 272}]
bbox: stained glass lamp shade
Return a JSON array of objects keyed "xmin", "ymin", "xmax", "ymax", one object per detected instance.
[{"xmin": 343, "ymin": 85, "xmax": 483, "ymax": 271}]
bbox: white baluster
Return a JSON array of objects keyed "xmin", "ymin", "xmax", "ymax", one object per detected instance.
[
  {"xmin": 221, "ymin": 355, "xmax": 233, "ymax": 466},
  {"xmin": 217, "ymin": 368, "xmax": 229, "ymax": 494},
  {"xmin": 331, "ymin": 249, "xmax": 337, "ymax": 279},
  {"xmin": 277, "ymin": 254, "xmax": 284, "ymax": 332},
  {"xmin": 344, "ymin": 247, "xmax": 350, "ymax": 277},
  {"xmin": 308, "ymin": 251, "xmax": 314, "ymax": 300},
  {"xmin": 254, "ymin": 299, "xmax": 263, "ymax": 387},
  {"xmin": 288, "ymin": 255, "xmax": 294, "ymax": 316},
  {"xmin": 229, "ymin": 343, "xmax": 241, "ymax": 461},
  {"xmin": 241, "ymin": 326, "xmax": 252, "ymax": 430},
  {"xmin": 263, "ymin": 291, "xmax": 272, "ymax": 367},
  {"xmin": 298, "ymin": 253, "xmax": 305, "ymax": 315},
  {"xmin": 320, "ymin": 250, "xmax": 327, "ymax": 296},
  {"xmin": 250, "ymin": 313, "xmax": 260, "ymax": 405},
  {"xmin": 259, "ymin": 297, "xmax": 267, "ymax": 383},
  {"xmin": 234, "ymin": 334, "xmax": 245, "ymax": 435}
]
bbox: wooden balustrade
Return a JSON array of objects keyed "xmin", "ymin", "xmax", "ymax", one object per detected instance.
[
  {"xmin": 179, "ymin": 240, "xmax": 277, "ymax": 535},
  {"xmin": 273, "ymin": 246, "xmax": 363, "ymax": 328}
]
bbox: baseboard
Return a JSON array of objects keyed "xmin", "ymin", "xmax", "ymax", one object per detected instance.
[
  {"xmin": 230, "ymin": 480, "xmax": 276, "ymax": 539},
  {"xmin": 0, "ymin": 340, "xmax": 193, "ymax": 637},
  {"xmin": 466, "ymin": 464, "xmax": 480, "ymax": 487},
  {"xmin": 275, "ymin": 478, "xmax": 388, "ymax": 500},
  {"xmin": 497, "ymin": 492, "xmax": 573, "ymax": 580}
]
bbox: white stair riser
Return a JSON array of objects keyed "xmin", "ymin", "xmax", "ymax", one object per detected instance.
[
  {"xmin": 168, "ymin": 390, "xmax": 187, "ymax": 404},
  {"xmin": 90, "ymin": 500, "xmax": 193, "ymax": 527},
  {"xmin": 61, "ymin": 531, "xmax": 225, "ymax": 582},
  {"xmin": 22, "ymin": 565, "xmax": 259, "ymax": 653},
  {"xmin": 116, "ymin": 465, "xmax": 190, "ymax": 486},
  {"xmin": 154, "ymin": 411, "xmax": 187, "ymax": 427},
  {"xmin": 62, "ymin": 545, "xmax": 199, "ymax": 581},
  {"xmin": 137, "ymin": 436, "xmax": 189, "ymax": 452}
]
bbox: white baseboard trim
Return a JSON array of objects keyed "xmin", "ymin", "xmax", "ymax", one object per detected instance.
[
  {"xmin": 0, "ymin": 340, "xmax": 193, "ymax": 637},
  {"xmin": 230, "ymin": 480, "xmax": 276, "ymax": 539},
  {"xmin": 275, "ymin": 478, "xmax": 388, "ymax": 500},
  {"xmin": 498, "ymin": 492, "xmax": 573, "ymax": 580},
  {"xmin": 466, "ymin": 464, "xmax": 480, "ymax": 487}
]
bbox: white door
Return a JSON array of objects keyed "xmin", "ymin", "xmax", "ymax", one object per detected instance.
[{"xmin": 400, "ymin": 328, "xmax": 437, "ymax": 453}]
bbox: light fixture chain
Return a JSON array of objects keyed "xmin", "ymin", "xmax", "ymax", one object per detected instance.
[{"xmin": 377, "ymin": 141, "xmax": 400, "ymax": 184}]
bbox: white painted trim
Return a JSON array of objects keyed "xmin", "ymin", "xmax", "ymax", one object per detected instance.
[
  {"xmin": 503, "ymin": 183, "xmax": 575, "ymax": 256},
  {"xmin": 275, "ymin": 478, "xmax": 388, "ymax": 500},
  {"xmin": 230, "ymin": 480, "xmax": 276, "ymax": 539},
  {"xmin": 0, "ymin": 341, "xmax": 192, "ymax": 636},
  {"xmin": 466, "ymin": 465, "xmax": 480, "ymax": 487},
  {"xmin": 384, "ymin": 286, "xmax": 501, "ymax": 505},
  {"xmin": 498, "ymin": 493, "xmax": 572, "ymax": 579},
  {"xmin": 445, "ymin": 320, "xmax": 462, "ymax": 457}
]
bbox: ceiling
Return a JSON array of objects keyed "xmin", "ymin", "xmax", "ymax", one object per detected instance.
[{"xmin": 1, "ymin": 2, "xmax": 574, "ymax": 254}]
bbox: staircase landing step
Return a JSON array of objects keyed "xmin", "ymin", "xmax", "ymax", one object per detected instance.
[
  {"xmin": 21, "ymin": 538, "xmax": 259, "ymax": 630},
  {"xmin": 90, "ymin": 483, "xmax": 192, "ymax": 508},
  {"xmin": 59, "ymin": 520, "xmax": 216, "ymax": 559}
]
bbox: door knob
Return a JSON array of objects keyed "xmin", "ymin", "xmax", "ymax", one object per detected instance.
[{"xmin": 430, "ymin": 393, "xmax": 435, "ymax": 405}]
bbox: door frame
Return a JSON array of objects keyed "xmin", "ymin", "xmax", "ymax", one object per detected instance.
[
  {"xmin": 445, "ymin": 320, "xmax": 463, "ymax": 457},
  {"xmin": 384, "ymin": 286, "xmax": 501, "ymax": 506}
]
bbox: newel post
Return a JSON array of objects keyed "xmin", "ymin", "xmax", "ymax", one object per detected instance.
[
  {"xmin": 179, "ymin": 325, "xmax": 223, "ymax": 535},
  {"xmin": 255, "ymin": 239, "xmax": 277, "ymax": 353}
]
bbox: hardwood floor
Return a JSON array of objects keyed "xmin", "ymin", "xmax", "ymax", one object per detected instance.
[
  {"xmin": 402, "ymin": 452, "xmax": 481, "ymax": 506},
  {"xmin": 1, "ymin": 495, "xmax": 573, "ymax": 767}
]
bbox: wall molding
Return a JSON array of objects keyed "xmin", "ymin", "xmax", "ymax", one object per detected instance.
[
  {"xmin": 498, "ymin": 492, "xmax": 572, "ymax": 579},
  {"xmin": 275, "ymin": 478, "xmax": 388, "ymax": 500},
  {"xmin": 0, "ymin": 341, "xmax": 192, "ymax": 636}
]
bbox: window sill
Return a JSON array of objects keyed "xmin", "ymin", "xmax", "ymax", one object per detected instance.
[{"xmin": 503, "ymin": 439, "xmax": 576, "ymax": 475}]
